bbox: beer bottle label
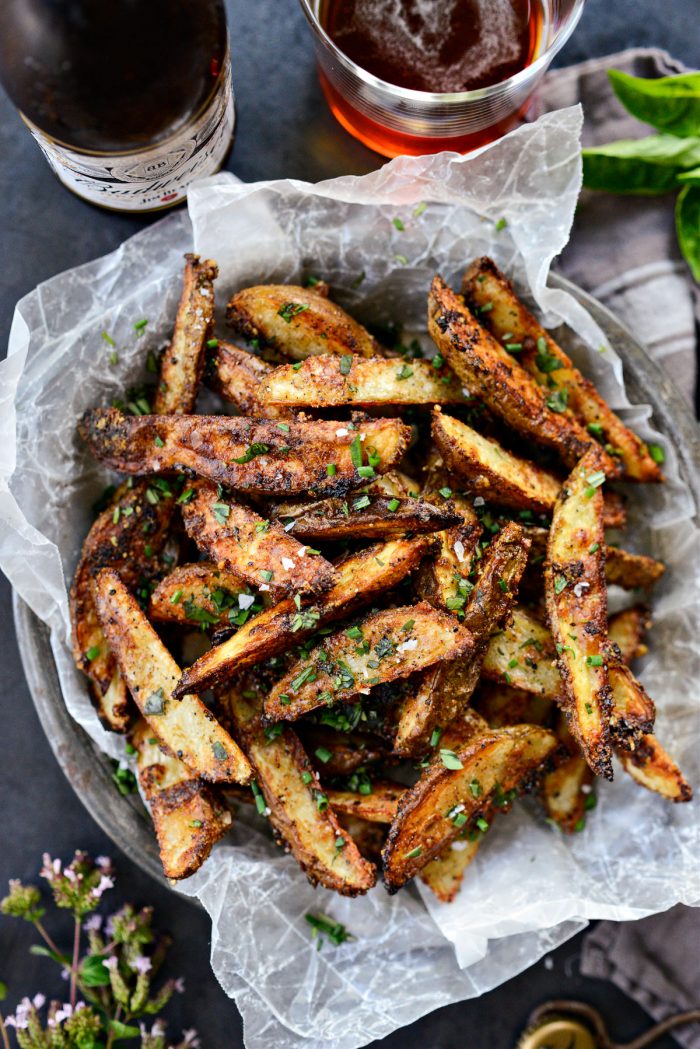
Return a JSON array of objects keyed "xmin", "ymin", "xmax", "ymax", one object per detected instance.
[{"xmin": 22, "ymin": 57, "xmax": 234, "ymax": 212}]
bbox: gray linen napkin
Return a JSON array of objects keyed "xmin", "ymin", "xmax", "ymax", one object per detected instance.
[
  {"xmin": 539, "ymin": 48, "xmax": 700, "ymax": 1047},
  {"xmin": 538, "ymin": 47, "xmax": 698, "ymax": 402}
]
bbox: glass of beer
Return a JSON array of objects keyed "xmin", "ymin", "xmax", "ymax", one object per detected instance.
[{"xmin": 299, "ymin": 0, "xmax": 585, "ymax": 157}]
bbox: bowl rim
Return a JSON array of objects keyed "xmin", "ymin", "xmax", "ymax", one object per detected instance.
[{"xmin": 12, "ymin": 271, "xmax": 700, "ymax": 894}]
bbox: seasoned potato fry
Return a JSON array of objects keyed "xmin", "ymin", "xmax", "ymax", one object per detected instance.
[
  {"xmin": 336, "ymin": 814, "xmax": 387, "ymax": 862},
  {"xmin": 205, "ymin": 341, "xmax": 279, "ymax": 415},
  {"xmin": 541, "ymin": 713, "xmax": 594, "ymax": 834},
  {"xmin": 382, "ymin": 723, "xmax": 558, "ymax": 890},
  {"xmin": 393, "ymin": 522, "xmax": 531, "ymax": 755},
  {"xmin": 608, "ymin": 606, "xmax": 651, "ymax": 664},
  {"xmin": 428, "ymin": 276, "xmax": 617, "ymax": 473},
  {"xmin": 482, "ymin": 608, "xmax": 561, "ymax": 696},
  {"xmin": 620, "ymin": 734, "xmax": 692, "ymax": 802},
  {"xmin": 432, "ymin": 408, "xmax": 561, "ymax": 513},
  {"xmin": 79, "ymin": 408, "xmax": 411, "ymax": 499},
  {"xmin": 258, "ymin": 354, "xmax": 466, "ymax": 408},
  {"xmin": 272, "ymin": 492, "xmax": 459, "ymax": 542},
  {"xmin": 174, "ymin": 536, "xmax": 435, "ymax": 697},
  {"xmin": 150, "ymin": 562, "xmax": 254, "ymax": 627},
  {"xmin": 70, "ymin": 480, "xmax": 173, "ymax": 732},
  {"xmin": 608, "ymin": 664, "xmax": 655, "ymax": 743},
  {"xmin": 525, "ymin": 527, "xmax": 664, "ymax": 591},
  {"xmin": 266, "ymin": 602, "xmax": 474, "ymax": 723},
  {"xmin": 474, "ymin": 682, "xmax": 554, "ymax": 728},
  {"xmin": 225, "ymin": 686, "xmax": 377, "ymax": 895},
  {"xmin": 153, "ymin": 254, "xmax": 217, "ymax": 415},
  {"xmin": 419, "ymin": 837, "xmax": 481, "ymax": 902},
  {"xmin": 132, "ymin": 720, "xmax": 232, "ymax": 880},
  {"xmin": 325, "ymin": 781, "xmax": 404, "ymax": 823},
  {"xmin": 180, "ymin": 480, "xmax": 336, "ymax": 601},
  {"xmin": 414, "ymin": 493, "xmax": 482, "ymax": 611},
  {"xmin": 227, "ymin": 284, "xmax": 382, "ymax": 360},
  {"xmin": 545, "ymin": 450, "xmax": 613, "ymax": 779},
  {"xmin": 95, "ymin": 569, "xmax": 252, "ymax": 785},
  {"xmin": 461, "ymin": 257, "xmax": 662, "ymax": 483}
]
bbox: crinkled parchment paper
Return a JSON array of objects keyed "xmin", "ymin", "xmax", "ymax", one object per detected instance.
[{"xmin": 2, "ymin": 107, "xmax": 699, "ymax": 1049}]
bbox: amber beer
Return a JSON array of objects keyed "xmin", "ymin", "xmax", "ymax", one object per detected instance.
[{"xmin": 0, "ymin": 0, "xmax": 234, "ymax": 212}]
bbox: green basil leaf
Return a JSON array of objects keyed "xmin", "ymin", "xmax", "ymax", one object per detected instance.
[
  {"xmin": 80, "ymin": 954, "xmax": 112, "ymax": 987},
  {"xmin": 108, "ymin": 1019, "xmax": 142, "ymax": 1039},
  {"xmin": 676, "ymin": 184, "xmax": 700, "ymax": 282},
  {"xmin": 609, "ymin": 69, "xmax": 700, "ymax": 138},
  {"xmin": 582, "ymin": 134, "xmax": 700, "ymax": 195}
]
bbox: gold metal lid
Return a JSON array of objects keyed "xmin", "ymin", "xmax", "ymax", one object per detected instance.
[{"xmin": 517, "ymin": 1016, "xmax": 597, "ymax": 1049}]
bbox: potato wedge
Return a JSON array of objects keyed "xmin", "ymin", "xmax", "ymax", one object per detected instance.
[
  {"xmin": 382, "ymin": 723, "xmax": 558, "ymax": 890},
  {"xmin": 150, "ymin": 562, "xmax": 256, "ymax": 628},
  {"xmin": 474, "ymin": 682, "xmax": 553, "ymax": 728},
  {"xmin": 461, "ymin": 257, "xmax": 662, "ymax": 482},
  {"xmin": 153, "ymin": 254, "xmax": 217, "ymax": 415},
  {"xmin": 525, "ymin": 527, "xmax": 664, "ymax": 592},
  {"xmin": 265, "ymin": 602, "xmax": 474, "ymax": 723},
  {"xmin": 545, "ymin": 450, "xmax": 614, "ymax": 779},
  {"xmin": 325, "ymin": 781, "xmax": 404, "ymax": 824},
  {"xmin": 227, "ymin": 284, "xmax": 382, "ymax": 360},
  {"xmin": 132, "ymin": 720, "xmax": 232, "ymax": 880},
  {"xmin": 428, "ymin": 276, "xmax": 616, "ymax": 473},
  {"xmin": 608, "ymin": 664, "xmax": 656, "ymax": 744},
  {"xmin": 258, "ymin": 354, "xmax": 466, "ymax": 408},
  {"xmin": 69, "ymin": 480, "xmax": 173, "ymax": 732},
  {"xmin": 482, "ymin": 607, "xmax": 562, "ymax": 697},
  {"xmin": 608, "ymin": 606, "xmax": 651, "ymax": 664},
  {"xmin": 225, "ymin": 686, "xmax": 377, "ymax": 896},
  {"xmin": 94, "ymin": 569, "xmax": 251, "ymax": 785},
  {"xmin": 414, "ymin": 494, "xmax": 482, "ymax": 611},
  {"xmin": 619, "ymin": 734, "xmax": 692, "ymax": 802},
  {"xmin": 419, "ymin": 836, "xmax": 481, "ymax": 903},
  {"xmin": 432, "ymin": 408, "xmax": 562, "ymax": 514},
  {"xmin": 79, "ymin": 408, "xmax": 411, "ymax": 500},
  {"xmin": 205, "ymin": 341, "xmax": 279, "ymax": 415},
  {"xmin": 541, "ymin": 713, "xmax": 594, "ymax": 834},
  {"xmin": 393, "ymin": 522, "xmax": 531, "ymax": 755},
  {"xmin": 174, "ymin": 535, "xmax": 435, "ymax": 697},
  {"xmin": 180, "ymin": 481, "xmax": 336, "ymax": 601},
  {"xmin": 272, "ymin": 492, "xmax": 459, "ymax": 542}
]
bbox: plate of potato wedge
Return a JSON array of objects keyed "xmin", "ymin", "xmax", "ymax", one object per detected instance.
[{"xmin": 13, "ymin": 247, "xmax": 699, "ymax": 907}]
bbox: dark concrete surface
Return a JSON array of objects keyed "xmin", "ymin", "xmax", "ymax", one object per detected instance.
[{"xmin": 0, "ymin": 1, "xmax": 697, "ymax": 1046}]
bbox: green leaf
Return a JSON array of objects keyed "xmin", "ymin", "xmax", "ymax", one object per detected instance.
[
  {"xmin": 678, "ymin": 165, "xmax": 700, "ymax": 184},
  {"xmin": 676, "ymin": 184, "xmax": 700, "ymax": 282},
  {"xmin": 108, "ymin": 1019, "xmax": 141, "ymax": 1039},
  {"xmin": 582, "ymin": 134, "xmax": 700, "ymax": 195},
  {"xmin": 609, "ymin": 69, "xmax": 700, "ymax": 138},
  {"xmin": 81, "ymin": 954, "xmax": 112, "ymax": 987},
  {"xmin": 0, "ymin": 980, "xmax": 7, "ymax": 1001},
  {"xmin": 30, "ymin": 943, "xmax": 68, "ymax": 965}
]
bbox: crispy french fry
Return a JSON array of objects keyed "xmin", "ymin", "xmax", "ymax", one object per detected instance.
[
  {"xmin": 225, "ymin": 686, "xmax": 377, "ymax": 895},
  {"xmin": 414, "ymin": 493, "xmax": 482, "ymax": 611},
  {"xmin": 482, "ymin": 607, "xmax": 561, "ymax": 696},
  {"xmin": 382, "ymin": 723, "xmax": 558, "ymax": 890},
  {"xmin": 619, "ymin": 734, "xmax": 692, "ymax": 802},
  {"xmin": 79, "ymin": 409, "xmax": 411, "ymax": 499},
  {"xmin": 174, "ymin": 535, "xmax": 436, "ymax": 697},
  {"xmin": 272, "ymin": 492, "xmax": 459, "ymax": 542},
  {"xmin": 258, "ymin": 354, "xmax": 466, "ymax": 408},
  {"xmin": 69, "ymin": 480, "xmax": 173, "ymax": 732},
  {"xmin": 94, "ymin": 569, "xmax": 252, "ymax": 785},
  {"xmin": 393, "ymin": 522, "xmax": 531, "ymax": 755},
  {"xmin": 540, "ymin": 713, "xmax": 595, "ymax": 834},
  {"xmin": 180, "ymin": 480, "xmax": 337, "ymax": 601},
  {"xmin": 132, "ymin": 720, "xmax": 232, "ymax": 881},
  {"xmin": 226, "ymin": 284, "xmax": 382, "ymax": 360},
  {"xmin": 608, "ymin": 606, "xmax": 651, "ymax": 664},
  {"xmin": 461, "ymin": 257, "xmax": 662, "ymax": 482},
  {"xmin": 265, "ymin": 602, "xmax": 474, "ymax": 723},
  {"xmin": 420, "ymin": 836, "xmax": 481, "ymax": 903},
  {"xmin": 153, "ymin": 254, "xmax": 217, "ymax": 416},
  {"xmin": 608, "ymin": 664, "xmax": 655, "ymax": 744},
  {"xmin": 150, "ymin": 562, "xmax": 256, "ymax": 627},
  {"xmin": 545, "ymin": 450, "xmax": 613, "ymax": 779},
  {"xmin": 428, "ymin": 276, "xmax": 617, "ymax": 473},
  {"xmin": 525, "ymin": 527, "xmax": 664, "ymax": 591},
  {"xmin": 205, "ymin": 341, "xmax": 280, "ymax": 415},
  {"xmin": 325, "ymin": 781, "xmax": 404, "ymax": 823}
]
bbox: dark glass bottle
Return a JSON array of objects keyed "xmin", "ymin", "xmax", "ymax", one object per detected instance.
[{"xmin": 0, "ymin": 0, "xmax": 234, "ymax": 211}]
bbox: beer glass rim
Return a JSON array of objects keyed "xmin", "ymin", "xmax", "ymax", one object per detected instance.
[{"xmin": 298, "ymin": 0, "xmax": 586, "ymax": 104}]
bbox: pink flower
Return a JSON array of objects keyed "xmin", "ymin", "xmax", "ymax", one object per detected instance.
[
  {"xmin": 84, "ymin": 914, "xmax": 103, "ymax": 932},
  {"xmin": 4, "ymin": 997, "xmax": 32, "ymax": 1029},
  {"xmin": 174, "ymin": 976, "xmax": 186, "ymax": 993},
  {"xmin": 54, "ymin": 1003, "xmax": 73, "ymax": 1025},
  {"xmin": 32, "ymin": 994, "xmax": 45, "ymax": 1009},
  {"xmin": 133, "ymin": 955, "xmax": 152, "ymax": 974},
  {"xmin": 96, "ymin": 875, "xmax": 114, "ymax": 895},
  {"xmin": 182, "ymin": 1030, "xmax": 201, "ymax": 1048},
  {"xmin": 152, "ymin": 1019, "xmax": 166, "ymax": 1037},
  {"xmin": 103, "ymin": 956, "xmax": 119, "ymax": 971},
  {"xmin": 40, "ymin": 853, "xmax": 61, "ymax": 880},
  {"xmin": 95, "ymin": 855, "xmax": 112, "ymax": 871}
]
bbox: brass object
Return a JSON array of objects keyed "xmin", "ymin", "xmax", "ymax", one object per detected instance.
[
  {"xmin": 520, "ymin": 999, "xmax": 700, "ymax": 1049},
  {"xmin": 518, "ymin": 1016, "xmax": 597, "ymax": 1049}
]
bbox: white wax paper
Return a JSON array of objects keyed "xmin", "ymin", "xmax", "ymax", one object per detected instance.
[{"xmin": 2, "ymin": 106, "xmax": 699, "ymax": 1049}]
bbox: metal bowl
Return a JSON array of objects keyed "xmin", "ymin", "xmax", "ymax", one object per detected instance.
[{"xmin": 12, "ymin": 274, "xmax": 700, "ymax": 892}]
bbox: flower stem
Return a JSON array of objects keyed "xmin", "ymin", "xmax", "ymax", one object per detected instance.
[
  {"xmin": 33, "ymin": 918, "xmax": 64, "ymax": 959},
  {"xmin": 105, "ymin": 1004, "xmax": 122, "ymax": 1049},
  {"xmin": 70, "ymin": 918, "xmax": 82, "ymax": 1009},
  {"xmin": 0, "ymin": 1013, "xmax": 10, "ymax": 1049}
]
